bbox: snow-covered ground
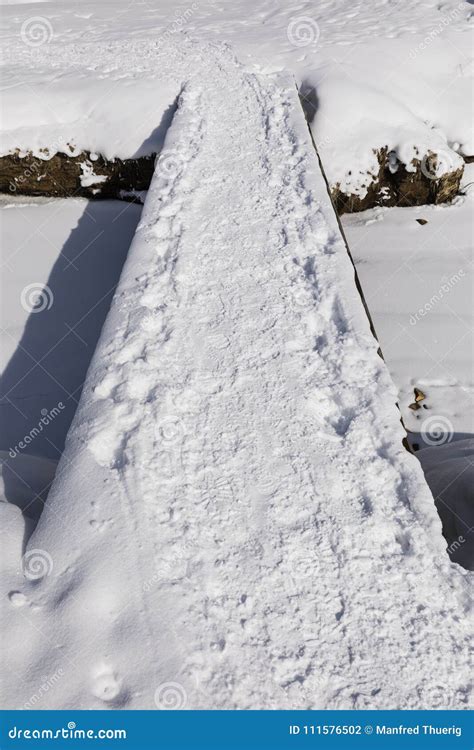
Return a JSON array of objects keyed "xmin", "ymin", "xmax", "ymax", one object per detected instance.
[
  {"xmin": 0, "ymin": 0, "xmax": 472, "ymax": 197},
  {"xmin": 343, "ymin": 164, "xmax": 474, "ymax": 442},
  {"xmin": 0, "ymin": 0, "xmax": 472, "ymax": 714},
  {"xmin": 1, "ymin": 52, "xmax": 472, "ymax": 711},
  {"xmin": 0, "ymin": 197, "xmax": 141, "ymax": 517},
  {"xmin": 343, "ymin": 165, "xmax": 474, "ymax": 569}
]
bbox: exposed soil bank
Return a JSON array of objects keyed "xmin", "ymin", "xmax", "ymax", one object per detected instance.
[
  {"xmin": 332, "ymin": 148, "xmax": 464, "ymax": 214},
  {"xmin": 0, "ymin": 151, "xmax": 155, "ymax": 200},
  {"xmin": 0, "ymin": 148, "xmax": 467, "ymax": 212}
]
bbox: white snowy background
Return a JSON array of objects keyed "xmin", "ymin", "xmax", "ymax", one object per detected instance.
[{"xmin": 0, "ymin": 0, "xmax": 472, "ymax": 711}]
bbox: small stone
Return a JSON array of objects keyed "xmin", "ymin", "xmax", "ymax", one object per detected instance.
[{"xmin": 416, "ymin": 218, "xmax": 428, "ymax": 225}]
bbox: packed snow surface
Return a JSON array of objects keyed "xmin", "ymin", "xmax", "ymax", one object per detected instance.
[
  {"xmin": 2, "ymin": 48, "xmax": 471, "ymax": 710},
  {"xmin": 0, "ymin": 0, "xmax": 472, "ymax": 195},
  {"xmin": 343, "ymin": 165, "xmax": 474, "ymax": 440}
]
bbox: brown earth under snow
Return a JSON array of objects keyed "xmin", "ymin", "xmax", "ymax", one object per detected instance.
[
  {"xmin": 331, "ymin": 147, "xmax": 464, "ymax": 214},
  {"xmin": 0, "ymin": 147, "xmax": 466, "ymax": 213},
  {"xmin": 0, "ymin": 151, "xmax": 155, "ymax": 202}
]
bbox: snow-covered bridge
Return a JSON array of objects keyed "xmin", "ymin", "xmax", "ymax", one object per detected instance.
[{"xmin": 5, "ymin": 53, "xmax": 471, "ymax": 710}]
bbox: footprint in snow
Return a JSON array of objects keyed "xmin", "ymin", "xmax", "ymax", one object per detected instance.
[{"xmin": 91, "ymin": 667, "xmax": 126, "ymax": 704}]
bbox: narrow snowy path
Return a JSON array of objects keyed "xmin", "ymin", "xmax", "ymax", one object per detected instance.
[{"xmin": 6, "ymin": 48, "xmax": 471, "ymax": 710}]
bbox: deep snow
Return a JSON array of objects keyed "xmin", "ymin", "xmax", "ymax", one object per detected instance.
[
  {"xmin": 343, "ymin": 165, "xmax": 474, "ymax": 571},
  {"xmin": 343, "ymin": 164, "xmax": 474, "ymax": 441},
  {"xmin": 1, "ymin": 0, "xmax": 473, "ymax": 714},
  {"xmin": 1, "ymin": 51, "xmax": 471, "ymax": 710}
]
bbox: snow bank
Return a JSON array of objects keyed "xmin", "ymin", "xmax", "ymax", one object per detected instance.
[
  {"xmin": 2, "ymin": 49, "xmax": 470, "ymax": 710},
  {"xmin": 307, "ymin": 69, "xmax": 465, "ymax": 201},
  {"xmin": 306, "ymin": 32, "xmax": 472, "ymax": 198}
]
